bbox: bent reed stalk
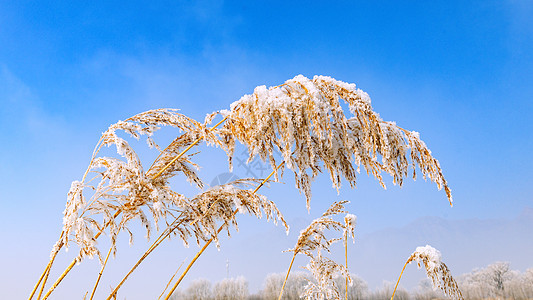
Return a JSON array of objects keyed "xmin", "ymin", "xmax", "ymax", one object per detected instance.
[
  {"xmin": 391, "ymin": 245, "xmax": 463, "ymax": 300},
  {"xmin": 391, "ymin": 259, "xmax": 410, "ymax": 300}
]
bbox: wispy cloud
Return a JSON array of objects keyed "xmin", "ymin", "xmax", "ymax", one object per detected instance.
[{"xmin": 0, "ymin": 64, "xmax": 66, "ymax": 141}]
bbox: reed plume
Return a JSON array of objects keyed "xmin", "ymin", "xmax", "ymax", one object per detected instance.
[
  {"xmin": 179, "ymin": 178, "xmax": 289, "ymax": 249},
  {"xmin": 212, "ymin": 75, "xmax": 452, "ymax": 210},
  {"xmin": 278, "ymin": 201, "xmax": 350, "ymax": 300},
  {"xmin": 53, "ymin": 75, "xmax": 452, "ymax": 265},
  {"xmin": 59, "ymin": 109, "xmax": 213, "ymax": 263},
  {"xmin": 391, "ymin": 245, "xmax": 463, "ymax": 300}
]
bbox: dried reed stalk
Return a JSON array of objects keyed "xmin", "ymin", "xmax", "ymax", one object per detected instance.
[
  {"xmin": 35, "ymin": 245, "xmax": 59, "ymax": 300},
  {"xmin": 391, "ymin": 245, "xmax": 463, "ymax": 300},
  {"xmin": 279, "ymin": 252, "xmax": 298, "ymax": 300},
  {"xmin": 41, "ymin": 259, "xmax": 77, "ymax": 300},
  {"xmin": 344, "ymin": 240, "xmax": 348, "ymax": 300},
  {"xmin": 162, "ymin": 162, "xmax": 285, "ymax": 300},
  {"xmin": 162, "ymin": 213, "xmax": 235, "ymax": 300},
  {"xmin": 343, "ymin": 214, "xmax": 356, "ymax": 300},
  {"xmin": 105, "ymin": 213, "xmax": 188, "ymax": 299},
  {"xmin": 28, "ymin": 233, "xmax": 63, "ymax": 300},
  {"xmin": 278, "ymin": 201, "xmax": 348, "ymax": 300}
]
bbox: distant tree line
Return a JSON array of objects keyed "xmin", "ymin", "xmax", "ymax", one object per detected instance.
[{"xmin": 170, "ymin": 262, "xmax": 533, "ymax": 299}]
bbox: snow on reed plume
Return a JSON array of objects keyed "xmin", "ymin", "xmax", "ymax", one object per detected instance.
[
  {"xmin": 394, "ymin": 245, "xmax": 463, "ymax": 300},
  {"xmin": 343, "ymin": 213, "xmax": 356, "ymax": 246},
  {"xmin": 210, "ymin": 75, "xmax": 452, "ymax": 210}
]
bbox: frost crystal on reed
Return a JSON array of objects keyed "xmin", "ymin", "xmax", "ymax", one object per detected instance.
[{"xmin": 413, "ymin": 245, "xmax": 442, "ymax": 272}]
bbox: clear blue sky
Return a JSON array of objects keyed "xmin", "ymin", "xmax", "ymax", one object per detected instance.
[{"xmin": 1, "ymin": 1, "xmax": 532, "ymax": 298}]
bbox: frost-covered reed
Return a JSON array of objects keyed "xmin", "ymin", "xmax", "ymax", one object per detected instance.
[
  {"xmin": 278, "ymin": 201, "xmax": 355, "ymax": 300},
  {"xmin": 391, "ymin": 245, "xmax": 463, "ymax": 300},
  {"xmin": 301, "ymin": 249, "xmax": 351, "ymax": 300},
  {"xmin": 60, "ymin": 109, "xmax": 224, "ymax": 262},
  {"xmin": 30, "ymin": 75, "xmax": 454, "ymax": 300}
]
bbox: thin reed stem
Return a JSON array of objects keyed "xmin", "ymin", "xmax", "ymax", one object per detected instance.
[
  {"xmin": 28, "ymin": 268, "xmax": 47, "ymax": 300},
  {"xmin": 390, "ymin": 257, "xmax": 411, "ymax": 300},
  {"xmin": 36, "ymin": 258, "xmax": 52, "ymax": 300},
  {"xmin": 36, "ymin": 249, "xmax": 57, "ymax": 300},
  {"xmin": 158, "ymin": 260, "xmax": 185, "ymax": 300},
  {"xmin": 163, "ymin": 162, "xmax": 284, "ymax": 300},
  {"xmin": 345, "ymin": 232, "xmax": 348, "ymax": 300},
  {"xmin": 41, "ymin": 259, "xmax": 77, "ymax": 300},
  {"xmin": 89, "ymin": 246, "xmax": 113, "ymax": 300},
  {"xmin": 278, "ymin": 252, "xmax": 297, "ymax": 300}
]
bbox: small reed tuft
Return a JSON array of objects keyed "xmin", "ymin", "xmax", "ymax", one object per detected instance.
[
  {"xmin": 391, "ymin": 245, "xmax": 463, "ymax": 300},
  {"xmin": 279, "ymin": 201, "xmax": 353, "ymax": 300}
]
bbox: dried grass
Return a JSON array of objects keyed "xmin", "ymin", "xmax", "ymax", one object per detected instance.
[
  {"xmin": 279, "ymin": 201, "xmax": 352, "ymax": 300},
  {"xmin": 36, "ymin": 109, "xmax": 221, "ymax": 300},
  {"xmin": 391, "ymin": 245, "xmax": 463, "ymax": 300},
  {"xmin": 301, "ymin": 249, "xmax": 351, "ymax": 300},
  {"xmin": 60, "ymin": 109, "xmax": 213, "ymax": 263},
  {"xmin": 31, "ymin": 75, "xmax": 455, "ymax": 300}
]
